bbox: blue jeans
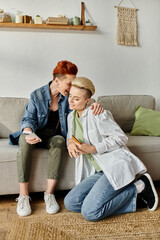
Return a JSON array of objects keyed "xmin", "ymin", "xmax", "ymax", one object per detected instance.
[{"xmin": 64, "ymin": 172, "xmax": 137, "ymax": 221}]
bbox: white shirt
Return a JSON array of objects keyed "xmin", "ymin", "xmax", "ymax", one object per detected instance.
[{"xmin": 67, "ymin": 107, "xmax": 147, "ymax": 190}]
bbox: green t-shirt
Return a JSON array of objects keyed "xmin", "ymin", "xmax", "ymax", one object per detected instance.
[{"xmin": 74, "ymin": 111, "xmax": 101, "ymax": 172}]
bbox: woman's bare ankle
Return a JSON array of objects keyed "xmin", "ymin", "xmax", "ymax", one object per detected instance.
[{"xmin": 19, "ymin": 182, "xmax": 29, "ymax": 196}]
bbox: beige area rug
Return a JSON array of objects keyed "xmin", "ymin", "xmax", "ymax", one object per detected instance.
[{"xmin": 6, "ymin": 204, "xmax": 160, "ymax": 240}]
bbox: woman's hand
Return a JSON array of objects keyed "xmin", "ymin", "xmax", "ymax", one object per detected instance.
[
  {"xmin": 25, "ymin": 135, "xmax": 41, "ymax": 145},
  {"xmin": 75, "ymin": 142, "xmax": 97, "ymax": 155},
  {"xmin": 23, "ymin": 129, "xmax": 41, "ymax": 145},
  {"xmin": 90, "ymin": 102, "xmax": 104, "ymax": 115},
  {"xmin": 68, "ymin": 139, "xmax": 97, "ymax": 157},
  {"xmin": 67, "ymin": 139, "xmax": 79, "ymax": 158}
]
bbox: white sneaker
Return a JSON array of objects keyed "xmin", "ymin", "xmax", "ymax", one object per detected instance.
[
  {"xmin": 44, "ymin": 192, "xmax": 60, "ymax": 214},
  {"xmin": 16, "ymin": 195, "xmax": 31, "ymax": 217}
]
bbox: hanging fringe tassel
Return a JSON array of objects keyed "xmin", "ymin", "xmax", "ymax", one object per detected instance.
[{"xmin": 116, "ymin": 6, "xmax": 138, "ymax": 46}]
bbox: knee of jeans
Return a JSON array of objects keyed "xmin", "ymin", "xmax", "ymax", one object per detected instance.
[
  {"xmin": 19, "ymin": 133, "xmax": 28, "ymax": 146},
  {"xmin": 50, "ymin": 135, "xmax": 65, "ymax": 148},
  {"xmin": 64, "ymin": 193, "xmax": 80, "ymax": 211},
  {"xmin": 81, "ymin": 203, "xmax": 99, "ymax": 222},
  {"xmin": 64, "ymin": 195, "xmax": 73, "ymax": 211}
]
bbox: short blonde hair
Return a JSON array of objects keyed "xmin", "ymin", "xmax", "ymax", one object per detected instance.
[{"xmin": 71, "ymin": 77, "xmax": 95, "ymax": 98}]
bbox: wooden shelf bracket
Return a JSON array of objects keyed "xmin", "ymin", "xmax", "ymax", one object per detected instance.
[{"xmin": 81, "ymin": 2, "xmax": 85, "ymax": 27}]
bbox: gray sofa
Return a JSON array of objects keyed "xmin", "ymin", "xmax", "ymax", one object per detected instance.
[{"xmin": 0, "ymin": 95, "xmax": 160, "ymax": 195}]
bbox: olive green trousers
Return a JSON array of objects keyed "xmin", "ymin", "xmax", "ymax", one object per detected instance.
[{"xmin": 17, "ymin": 133, "xmax": 65, "ymax": 183}]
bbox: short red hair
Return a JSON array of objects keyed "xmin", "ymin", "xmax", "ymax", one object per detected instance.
[{"xmin": 53, "ymin": 60, "xmax": 78, "ymax": 79}]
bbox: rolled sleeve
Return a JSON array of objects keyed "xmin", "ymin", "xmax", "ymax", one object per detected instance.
[
  {"xmin": 95, "ymin": 141, "xmax": 106, "ymax": 154},
  {"xmin": 20, "ymin": 122, "xmax": 35, "ymax": 132}
]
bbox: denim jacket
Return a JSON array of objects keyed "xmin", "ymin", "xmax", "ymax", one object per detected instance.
[{"xmin": 9, "ymin": 81, "xmax": 71, "ymax": 145}]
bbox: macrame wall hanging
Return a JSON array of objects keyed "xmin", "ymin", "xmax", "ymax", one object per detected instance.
[{"xmin": 115, "ymin": 0, "xmax": 139, "ymax": 46}]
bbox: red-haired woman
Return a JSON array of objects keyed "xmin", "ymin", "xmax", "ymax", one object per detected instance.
[{"xmin": 9, "ymin": 60, "xmax": 103, "ymax": 217}]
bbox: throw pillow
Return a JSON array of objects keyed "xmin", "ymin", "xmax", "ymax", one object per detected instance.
[{"xmin": 130, "ymin": 105, "xmax": 160, "ymax": 136}]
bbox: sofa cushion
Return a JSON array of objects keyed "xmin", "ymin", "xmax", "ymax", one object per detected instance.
[
  {"xmin": 127, "ymin": 134, "xmax": 160, "ymax": 153},
  {"xmin": 0, "ymin": 139, "xmax": 19, "ymax": 162},
  {"xmin": 0, "ymin": 139, "xmax": 48, "ymax": 163},
  {"xmin": 130, "ymin": 106, "xmax": 160, "ymax": 136},
  {"xmin": 0, "ymin": 97, "xmax": 29, "ymax": 138},
  {"xmin": 97, "ymin": 95, "xmax": 155, "ymax": 132},
  {"xmin": 127, "ymin": 134, "xmax": 160, "ymax": 181}
]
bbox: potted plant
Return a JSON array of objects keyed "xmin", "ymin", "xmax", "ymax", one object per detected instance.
[{"xmin": 34, "ymin": 15, "xmax": 43, "ymax": 24}]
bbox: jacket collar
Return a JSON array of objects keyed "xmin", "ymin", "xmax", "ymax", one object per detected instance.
[
  {"xmin": 72, "ymin": 106, "xmax": 90, "ymax": 119},
  {"xmin": 41, "ymin": 81, "xmax": 67, "ymax": 102},
  {"xmin": 41, "ymin": 81, "xmax": 52, "ymax": 101},
  {"xmin": 59, "ymin": 93, "xmax": 65, "ymax": 101}
]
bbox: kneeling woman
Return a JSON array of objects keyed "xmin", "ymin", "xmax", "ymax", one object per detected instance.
[{"xmin": 64, "ymin": 77, "xmax": 158, "ymax": 221}]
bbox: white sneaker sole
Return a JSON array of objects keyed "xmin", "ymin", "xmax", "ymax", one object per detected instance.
[
  {"xmin": 46, "ymin": 208, "xmax": 60, "ymax": 214},
  {"xmin": 17, "ymin": 209, "xmax": 31, "ymax": 217}
]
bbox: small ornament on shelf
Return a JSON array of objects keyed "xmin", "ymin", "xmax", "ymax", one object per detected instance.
[
  {"xmin": 34, "ymin": 15, "xmax": 43, "ymax": 24},
  {"xmin": 15, "ymin": 15, "xmax": 23, "ymax": 23},
  {"xmin": 23, "ymin": 15, "xmax": 32, "ymax": 24},
  {"xmin": 71, "ymin": 16, "xmax": 81, "ymax": 25},
  {"xmin": 85, "ymin": 19, "xmax": 92, "ymax": 26},
  {"xmin": 46, "ymin": 15, "xmax": 68, "ymax": 25},
  {"xmin": 0, "ymin": 9, "xmax": 12, "ymax": 23},
  {"xmin": 15, "ymin": 10, "xmax": 23, "ymax": 23}
]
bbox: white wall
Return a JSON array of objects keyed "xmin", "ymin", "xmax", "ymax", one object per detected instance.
[{"xmin": 0, "ymin": 0, "xmax": 160, "ymax": 108}]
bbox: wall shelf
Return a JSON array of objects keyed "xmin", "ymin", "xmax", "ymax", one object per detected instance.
[
  {"xmin": 0, "ymin": 22, "xmax": 97, "ymax": 31},
  {"xmin": 0, "ymin": 2, "xmax": 97, "ymax": 31}
]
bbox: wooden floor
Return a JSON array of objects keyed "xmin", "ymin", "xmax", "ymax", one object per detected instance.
[{"xmin": 0, "ymin": 191, "xmax": 67, "ymax": 240}]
